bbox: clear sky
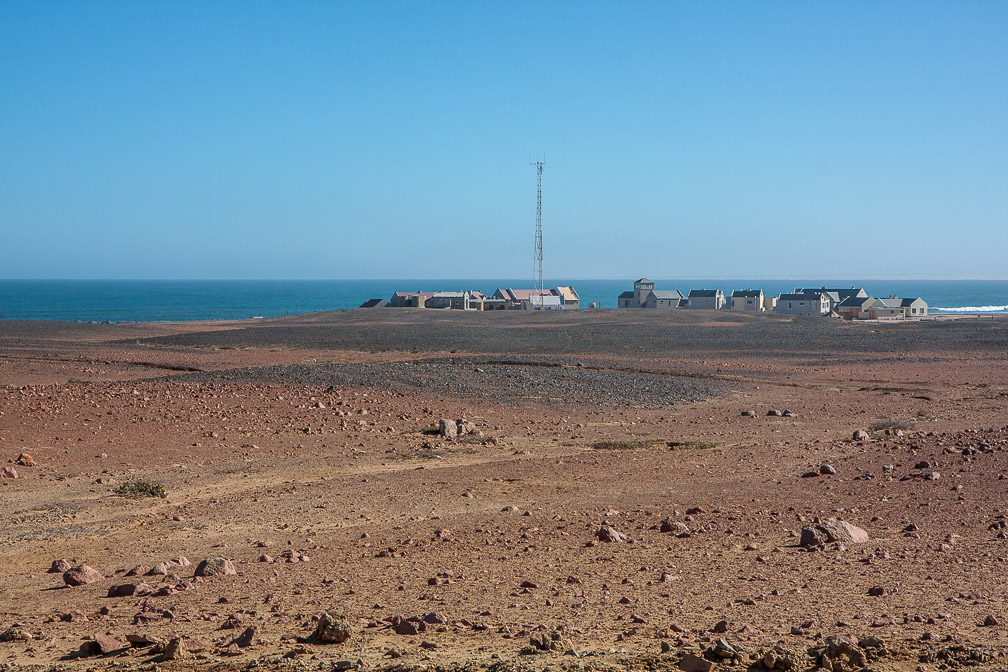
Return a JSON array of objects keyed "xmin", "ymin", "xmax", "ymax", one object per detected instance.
[{"xmin": 2, "ymin": 1, "xmax": 1006, "ymax": 280}]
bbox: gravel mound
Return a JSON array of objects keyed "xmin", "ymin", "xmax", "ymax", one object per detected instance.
[{"xmin": 175, "ymin": 358, "xmax": 729, "ymax": 409}]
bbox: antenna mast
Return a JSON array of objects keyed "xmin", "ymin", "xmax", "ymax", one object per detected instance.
[{"xmin": 531, "ymin": 156, "xmax": 544, "ymax": 303}]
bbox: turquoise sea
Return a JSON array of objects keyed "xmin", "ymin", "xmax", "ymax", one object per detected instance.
[{"xmin": 0, "ymin": 279, "xmax": 1006, "ymax": 322}]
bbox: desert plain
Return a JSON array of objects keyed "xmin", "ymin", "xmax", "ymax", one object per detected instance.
[{"xmin": 0, "ymin": 309, "xmax": 1006, "ymax": 672}]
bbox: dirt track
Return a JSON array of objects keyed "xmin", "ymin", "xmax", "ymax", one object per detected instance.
[{"xmin": 1, "ymin": 309, "xmax": 1006, "ymax": 671}]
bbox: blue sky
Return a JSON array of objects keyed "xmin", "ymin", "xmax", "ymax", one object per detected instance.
[{"xmin": 2, "ymin": 1, "xmax": 1006, "ymax": 280}]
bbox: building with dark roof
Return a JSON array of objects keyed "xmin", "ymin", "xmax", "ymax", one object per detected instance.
[{"xmin": 685, "ymin": 289, "xmax": 725, "ymax": 310}]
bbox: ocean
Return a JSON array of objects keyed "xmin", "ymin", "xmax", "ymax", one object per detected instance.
[{"xmin": 0, "ymin": 279, "xmax": 1006, "ymax": 322}]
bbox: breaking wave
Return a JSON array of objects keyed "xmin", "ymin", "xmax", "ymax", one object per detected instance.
[{"xmin": 931, "ymin": 305, "xmax": 1008, "ymax": 313}]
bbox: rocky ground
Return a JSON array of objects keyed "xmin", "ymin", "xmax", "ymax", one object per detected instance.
[{"xmin": 0, "ymin": 309, "xmax": 1006, "ymax": 672}]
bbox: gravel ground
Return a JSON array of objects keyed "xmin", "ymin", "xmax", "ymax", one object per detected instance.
[
  {"xmin": 132, "ymin": 309, "xmax": 1008, "ymax": 363},
  {"xmin": 174, "ymin": 357, "xmax": 731, "ymax": 408}
]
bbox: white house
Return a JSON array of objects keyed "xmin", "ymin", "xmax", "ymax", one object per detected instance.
[
  {"xmin": 774, "ymin": 293, "xmax": 830, "ymax": 315},
  {"xmin": 686, "ymin": 289, "xmax": 725, "ymax": 310},
  {"xmin": 645, "ymin": 289, "xmax": 685, "ymax": 309},
  {"xmin": 868, "ymin": 297, "xmax": 905, "ymax": 320},
  {"xmin": 900, "ymin": 297, "xmax": 928, "ymax": 318}
]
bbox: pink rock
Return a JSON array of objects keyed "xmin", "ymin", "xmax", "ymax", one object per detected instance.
[
  {"xmin": 0, "ymin": 466, "xmax": 18, "ymax": 479},
  {"xmin": 679, "ymin": 653, "xmax": 715, "ymax": 672},
  {"xmin": 194, "ymin": 557, "xmax": 236, "ymax": 577},
  {"xmin": 63, "ymin": 564, "xmax": 103, "ymax": 586},
  {"xmin": 48, "ymin": 559, "xmax": 72, "ymax": 574},
  {"xmin": 816, "ymin": 518, "xmax": 869, "ymax": 544}
]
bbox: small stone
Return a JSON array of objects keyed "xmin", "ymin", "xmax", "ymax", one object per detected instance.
[
  {"xmin": 438, "ymin": 419, "xmax": 458, "ymax": 438},
  {"xmin": 983, "ymin": 614, "xmax": 999, "ymax": 627},
  {"xmin": 93, "ymin": 633, "xmax": 125, "ymax": 655},
  {"xmin": 741, "ymin": 410, "xmax": 756, "ymax": 417},
  {"xmin": 820, "ymin": 464, "xmax": 837, "ymax": 475},
  {"xmin": 816, "ymin": 518, "xmax": 869, "ymax": 544},
  {"xmin": 193, "ymin": 557, "xmax": 236, "ymax": 577},
  {"xmin": 661, "ymin": 520, "xmax": 690, "ymax": 535},
  {"xmin": 800, "ymin": 526, "xmax": 827, "ymax": 547},
  {"xmin": 63, "ymin": 564, "xmax": 103, "ymax": 586},
  {"xmin": 313, "ymin": 613, "xmax": 352, "ymax": 643},
  {"xmin": 161, "ymin": 637, "xmax": 190, "ymax": 661},
  {"xmin": 868, "ymin": 586, "xmax": 885, "ymax": 596},
  {"xmin": 853, "ymin": 430, "xmax": 870, "ymax": 441},
  {"xmin": 0, "ymin": 628, "xmax": 32, "ymax": 642},
  {"xmin": 712, "ymin": 619, "xmax": 728, "ymax": 633},
  {"xmin": 596, "ymin": 525, "xmax": 630, "ymax": 543},
  {"xmin": 679, "ymin": 653, "xmax": 715, "ymax": 672},
  {"xmin": 230, "ymin": 626, "xmax": 259, "ymax": 648},
  {"xmin": 48, "ymin": 559, "xmax": 72, "ymax": 574},
  {"xmin": 0, "ymin": 466, "xmax": 18, "ymax": 479}
]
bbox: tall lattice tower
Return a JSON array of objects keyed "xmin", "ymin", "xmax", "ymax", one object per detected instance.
[{"xmin": 531, "ymin": 157, "xmax": 544, "ymax": 302}]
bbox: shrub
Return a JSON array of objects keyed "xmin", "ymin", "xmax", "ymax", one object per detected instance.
[{"xmin": 113, "ymin": 480, "xmax": 167, "ymax": 499}]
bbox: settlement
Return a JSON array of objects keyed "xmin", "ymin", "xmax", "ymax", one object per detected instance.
[{"xmin": 616, "ymin": 279, "xmax": 928, "ymax": 319}]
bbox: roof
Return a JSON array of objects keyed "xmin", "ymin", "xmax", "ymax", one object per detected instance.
[
  {"xmin": 393, "ymin": 291, "xmax": 435, "ymax": 298},
  {"xmin": 431, "ymin": 291, "xmax": 468, "ymax": 298},
  {"xmin": 618, "ymin": 291, "xmax": 635, "ymax": 299},
  {"xmin": 872, "ymin": 297, "xmax": 903, "ymax": 309},
  {"xmin": 635, "ymin": 278, "xmax": 653, "ymax": 285},
  {"xmin": 731, "ymin": 289, "xmax": 762, "ymax": 298},
  {"xmin": 649, "ymin": 290, "xmax": 683, "ymax": 300},
  {"xmin": 470, "ymin": 290, "xmax": 487, "ymax": 300},
  {"xmin": 506, "ymin": 288, "xmax": 554, "ymax": 301},
  {"xmin": 688, "ymin": 289, "xmax": 721, "ymax": 297},
  {"xmin": 900, "ymin": 297, "xmax": 925, "ymax": 307},
  {"xmin": 837, "ymin": 295, "xmax": 873, "ymax": 308},
  {"xmin": 553, "ymin": 285, "xmax": 579, "ymax": 301},
  {"xmin": 778, "ymin": 293, "xmax": 824, "ymax": 301},
  {"xmin": 359, "ymin": 298, "xmax": 386, "ymax": 308},
  {"xmin": 797, "ymin": 287, "xmax": 866, "ymax": 301}
]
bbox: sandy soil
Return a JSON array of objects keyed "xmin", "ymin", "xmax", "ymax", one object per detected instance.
[{"xmin": 0, "ymin": 309, "xmax": 1006, "ymax": 672}]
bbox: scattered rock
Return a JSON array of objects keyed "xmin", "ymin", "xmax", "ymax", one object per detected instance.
[
  {"xmin": 741, "ymin": 410, "xmax": 756, "ymax": 417},
  {"xmin": 816, "ymin": 518, "xmax": 869, "ymax": 544},
  {"xmin": 0, "ymin": 466, "xmax": 18, "ymax": 479},
  {"xmin": 800, "ymin": 526, "xmax": 827, "ymax": 547},
  {"xmin": 661, "ymin": 520, "xmax": 690, "ymax": 535},
  {"xmin": 93, "ymin": 633, "xmax": 125, "ymax": 655},
  {"xmin": 983, "ymin": 614, "xmax": 999, "ymax": 627},
  {"xmin": 868, "ymin": 586, "xmax": 885, "ymax": 596},
  {"xmin": 230, "ymin": 626, "xmax": 260, "ymax": 648},
  {"xmin": 529, "ymin": 629, "xmax": 571, "ymax": 652},
  {"xmin": 712, "ymin": 620, "xmax": 728, "ymax": 633},
  {"xmin": 820, "ymin": 464, "xmax": 837, "ymax": 475},
  {"xmin": 313, "ymin": 612, "xmax": 352, "ymax": 644},
  {"xmin": 596, "ymin": 525, "xmax": 630, "ymax": 543},
  {"xmin": 48, "ymin": 558, "xmax": 72, "ymax": 574},
  {"xmin": 0, "ymin": 628, "xmax": 32, "ymax": 642},
  {"xmin": 161, "ymin": 637, "xmax": 190, "ymax": 661},
  {"xmin": 63, "ymin": 564, "xmax": 103, "ymax": 586},
  {"xmin": 438, "ymin": 419, "xmax": 458, "ymax": 438},
  {"xmin": 767, "ymin": 410, "xmax": 782, "ymax": 417},
  {"xmin": 679, "ymin": 653, "xmax": 715, "ymax": 672},
  {"xmin": 125, "ymin": 633, "xmax": 161, "ymax": 647},
  {"xmin": 853, "ymin": 430, "xmax": 870, "ymax": 441},
  {"xmin": 194, "ymin": 557, "xmax": 236, "ymax": 577}
]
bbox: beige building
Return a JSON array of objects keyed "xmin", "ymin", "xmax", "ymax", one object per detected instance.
[{"xmin": 729, "ymin": 289, "xmax": 764, "ymax": 311}]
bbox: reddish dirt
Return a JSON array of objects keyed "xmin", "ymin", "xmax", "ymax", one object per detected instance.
[{"xmin": 0, "ymin": 311, "xmax": 1006, "ymax": 671}]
